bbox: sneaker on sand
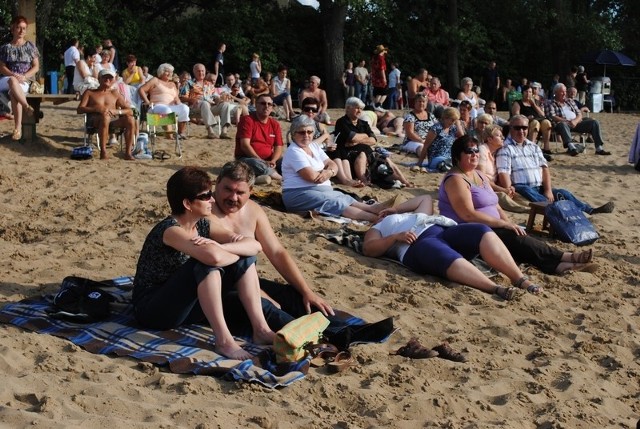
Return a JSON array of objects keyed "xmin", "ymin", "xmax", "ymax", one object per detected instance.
[
  {"xmin": 255, "ymin": 175, "xmax": 272, "ymax": 185},
  {"xmin": 591, "ymin": 201, "xmax": 614, "ymax": 214}
]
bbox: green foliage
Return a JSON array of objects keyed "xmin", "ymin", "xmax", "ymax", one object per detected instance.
[{"xmin": 5, "ymin": 0, "xmax": 640, "ymax": 110}]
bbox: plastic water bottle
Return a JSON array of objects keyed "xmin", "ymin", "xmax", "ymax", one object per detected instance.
[{"xmin": 134, "ymin": 133, "xmax": 152, "ymax": 159}]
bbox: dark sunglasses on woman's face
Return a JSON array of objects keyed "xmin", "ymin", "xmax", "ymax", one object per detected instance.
[
  {"xmin": 463, "ymin": 147, "xmax": 480, "ymax": 154},
  {"xmin": 303, "ymin": 106, "xmax": 319, "ymax": 113},
  {"xmin": 191, "ymin": 190, "xmax": 214, "ymax": 201}
]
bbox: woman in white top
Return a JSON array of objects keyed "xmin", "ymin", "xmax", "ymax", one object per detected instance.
[
  {"xmin": 281, "ymin": 115, "xmax": 389, "ymax": 221},
  {"xmin": 457, "ymin": 77, "xmax": 479, "ymax": 119},
  {"xmin": 270, "ymin": 65, "xmax": 293, "ymax": 121},
  {"xmin": 249, "ymin": 53, "xmax": 261, "ymax": 84},
  {"xmin": 72, "ymin": 46, "xmax": 99, "ymax": 94}
]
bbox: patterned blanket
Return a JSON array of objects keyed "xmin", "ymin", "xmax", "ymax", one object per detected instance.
[{"xmin": 0, "ymin": 276, "xmax": 370, "ymax": 389}]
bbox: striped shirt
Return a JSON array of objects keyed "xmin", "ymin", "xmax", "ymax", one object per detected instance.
[{"xmin": 495, "ymin": 135, "xmax": 548, "ymax": 187}]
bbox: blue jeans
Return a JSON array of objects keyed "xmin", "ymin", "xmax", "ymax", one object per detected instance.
[
  {"xmin": 355, "ymin": 82, "xmax": 367, "ymax": 103},
  {"xmin": 514, "ymin": 184, "xmax": 593, "ymax": 214}
]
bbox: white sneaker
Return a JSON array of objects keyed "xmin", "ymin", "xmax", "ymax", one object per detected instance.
[{"xmin": 255, "ymin": 175, "xmax": 272, "ymax": 185}]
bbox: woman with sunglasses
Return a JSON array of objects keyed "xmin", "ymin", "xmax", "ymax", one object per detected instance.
[
  {"xmin": 133, "ymin": 166, "xmax": 275, "ymax": 360},
  {"xmin": 281, "ymin": 115, "xmax": 391, "ymax": 221},
  {"xmin": 0, "ymin": 16, "xmax": 37, "ymax": 141},
  {"xmin": 438, "ymin": 135, "xmax": 596, "ymax": 285}
]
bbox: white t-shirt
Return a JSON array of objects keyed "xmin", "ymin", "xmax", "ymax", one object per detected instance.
[
  {"xmin": 282, "ymin": 142, "xmax": 329, "ymax": 189},
  {"xmin": 64, "ymin": 46, "xmax": 80, "ymax": 67},
  {"xmin": 250, "ymin": 61, "xmax": 260, "ymax": 79},
  {"xmin": 372, "ymin": 213, "xmax": 457, "ymax": 261},
  {"xmin": 561, "ymin": 104, "xmax": 577, "ymax": 121}
]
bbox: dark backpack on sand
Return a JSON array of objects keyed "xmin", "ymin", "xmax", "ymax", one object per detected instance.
[{"xmin": 49, "ymin": 276, "xmax": 114, "ymax": 323}]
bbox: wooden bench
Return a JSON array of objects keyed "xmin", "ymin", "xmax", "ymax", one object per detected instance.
[{"xmin": 22, "ymin": 94, "xmax": 77, "ymax": 141}]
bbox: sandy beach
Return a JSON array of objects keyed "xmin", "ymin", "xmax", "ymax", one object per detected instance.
[{"xmin": 0, "ymin": 102, "xmax": 639, "ymax": 428}]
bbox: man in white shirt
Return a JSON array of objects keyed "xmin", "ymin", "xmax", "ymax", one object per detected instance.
[{"xmin": 63, "ymin": 38, "xmax": 80, "ymax": 94}]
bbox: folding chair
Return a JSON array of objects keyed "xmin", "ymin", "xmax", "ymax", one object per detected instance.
[
  {"xmin": 146, "ymin": 111, "xmax": 182, "ymax": 159},
  {"xmin": 83, "ymin": 114, "xmax": 125, "ymax": 149}
]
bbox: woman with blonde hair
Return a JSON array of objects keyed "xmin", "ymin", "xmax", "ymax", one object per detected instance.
[{"xmin": 414, "ymin": 106, "xmax": 464, "ymax": 172}]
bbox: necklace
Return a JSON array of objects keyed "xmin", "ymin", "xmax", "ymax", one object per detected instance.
[{"xmin": 454, "ymin": 166, "xmax": 481, "ymax": 186}]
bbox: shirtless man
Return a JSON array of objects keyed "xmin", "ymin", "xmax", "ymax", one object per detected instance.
[
  {"xmin": 208, "ymin": 161, "xmax": 334, "ymax": 327},
  {"xmin": 298, "ymin": 75, "xmax": 331, "ymax": 124},
  {"xmin": 77, "ymin": 69, "xmax": 135, "ymax": 160},
  {"xmin": 407, "ymin": 68, "xmax": 429, "ymax": 109}
]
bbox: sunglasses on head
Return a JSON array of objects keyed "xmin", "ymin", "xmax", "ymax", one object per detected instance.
[
  {"xmin": 463, "ymin": 147, "xmax": 480, "ymax": 154},
  {"xmin": 512, "ymin": 125, "xmax": 528, "ymax": 131},
  {"xmin": 303, "ymin": 106, "xmax": 319, "ymax": 113},
  {"xmin": 191, "ymin": 190, "xmax": 214, "ymax": 201}
]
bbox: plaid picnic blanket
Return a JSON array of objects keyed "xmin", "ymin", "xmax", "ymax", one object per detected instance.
[{"xmin": 0, "ymin": 276, "xmax": 370, "ymax": 388}]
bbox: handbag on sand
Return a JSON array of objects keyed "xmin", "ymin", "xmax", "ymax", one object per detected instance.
[
  {"xmin": 545, "ymin": 199, "xmax": 599, "ymax": 246},
  {"xmin": 273, "ymin": 312, "xmax": 330, "ymax": 363}
]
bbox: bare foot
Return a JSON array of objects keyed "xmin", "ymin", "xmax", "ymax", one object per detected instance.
[
  {"xmin": 215, "ymin": 343, "xmax": 252, "ymax": 360},
  {"xmin": 124, "ymin": 154, "xmax": 135, "ymax": 161},
  {"xmin": 348, "ymin": 179, "xmax": 365, "ymax": 188},
  {"xmin": 253, "ymin": 329, "xmax": 276, "ymax": 346},
  {"xmin": 100, "ymin": 150, "xmax": 109, "ymax": 160}
]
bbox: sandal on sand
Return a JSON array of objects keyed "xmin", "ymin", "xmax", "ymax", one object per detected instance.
[
  {"xmin": 571, "ymin": 262, "xmax": 599, "ymax": 273},
  {"xmin": 571, "ymin": 249, "xmax": 593, "ymax": 264},
  {"xmin": 494, "ymin": 286, "xmax": 521, "ymax": 301},
  {"xmin": 392, "ymin": 338, "xmax": 439, "ymax": 359},
  {"xmin": 305, "ymin": 343, "xmax": 339, "ymax": 367},
  {"xmin": 326, "ymin": 351, "xmax": 355, "ymax": 373},
  {"xmin": 431, "ymin": 342, "xmax": 468, "ymax": 363},
  {"xmin": 513, "ymin": 275, "xmax": 543, "ymax": 295}
]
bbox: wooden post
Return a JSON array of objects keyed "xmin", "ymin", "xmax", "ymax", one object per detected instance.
[{"xmin": 17, "ymin": 0, "xmax": 37, "ymax": 45}]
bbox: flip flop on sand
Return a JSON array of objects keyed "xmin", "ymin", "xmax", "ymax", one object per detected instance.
[
  {"xmin": 431, "ymin": 342, "xmax": 468, "ymax": 363},
  {"xmin": 326, "ymin": 351, "xmax": 355, "ymax": 373}
]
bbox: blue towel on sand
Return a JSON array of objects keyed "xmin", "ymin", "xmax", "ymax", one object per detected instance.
[{"xmin": 0, "ymin": 276, "xmax": 381, "ymax": 388}]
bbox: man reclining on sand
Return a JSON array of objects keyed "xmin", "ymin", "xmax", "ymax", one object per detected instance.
[{"xmin": 77, "ymin": 69, "xmax": 136, "ymax": 160}]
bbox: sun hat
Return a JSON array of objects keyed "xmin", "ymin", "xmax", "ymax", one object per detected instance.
[
  {"xmin": 99, "ymin": 68, "xmax": 115, "ymax": 78},
  {"xmin": 374, "ymin": 44, "xmax": 388, "ymax": 54}
]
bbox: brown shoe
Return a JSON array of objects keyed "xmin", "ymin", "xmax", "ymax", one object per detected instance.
[{"xmin": 392, "ymin": 338, "xmax": 439, "ymax": 359}]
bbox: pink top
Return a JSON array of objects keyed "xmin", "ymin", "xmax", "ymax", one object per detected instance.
[{"xmin": 150, "ymin": 81, "xmax": 178, "ymax": 105}]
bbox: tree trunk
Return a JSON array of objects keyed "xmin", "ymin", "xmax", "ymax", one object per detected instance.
[
  {"xmin": 319, "ymin": 0, "xmax": 347, "ymax": 108},
  {"xmin": 446, "ymin": 0, "xmax": 459, "ymax": 95}
]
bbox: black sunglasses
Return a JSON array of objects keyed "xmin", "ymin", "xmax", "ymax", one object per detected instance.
[
  {"xmin": 511, "ymin": 125, "xmax": 528, "ymax": 131},
  {"xmin": 303, "ymin": 106, "xmax": 319, "ymax": 113},
  {"xmin": 463, "ymin": 147, "xmax": 480, "ymax": 154},
  {"xmin": 191, "ymin": 190, "xmax": 214, "ymax": 201}
]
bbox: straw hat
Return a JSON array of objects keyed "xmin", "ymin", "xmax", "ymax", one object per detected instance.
[{"xmin": 374, "ymin": 44, "xmax": 388, "ymax": 54}]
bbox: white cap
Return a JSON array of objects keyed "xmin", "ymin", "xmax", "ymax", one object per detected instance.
[{"xmin": 99, "ymin": 68, "xmax": 115, "ymax": 78}]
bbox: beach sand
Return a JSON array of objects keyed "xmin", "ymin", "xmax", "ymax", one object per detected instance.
[{"xmin": 0, "ymin": 104, "xmax": 639, "ymax": 428}]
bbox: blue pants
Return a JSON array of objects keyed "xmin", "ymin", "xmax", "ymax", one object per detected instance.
[
  {"xmin": 402, "ymin": 224, "xmax": 492, "ymax": 278},
  {"xmin": 355, "ymin": 82, "xmax": 367, "ymax": 103},
  {"xmin": 514, "ymin": 184, "xmax": 593, "ymax": 214}
]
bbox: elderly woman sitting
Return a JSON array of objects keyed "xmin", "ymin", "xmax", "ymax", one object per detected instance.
[
  {"xmin": 138, "ymin": 63, "xmax": 190, "ymax": 139},
  {"xmin": 282, "ymin": 115, "xmax": 391, "ymax": 221},
  {"xmin": 414, "ymin": 106, "xmax": 464, "ymax": 172},
  {"xmin": 363, "ymin": 195, "xmax": 536, "ymax": 301},
  {"xmin": 438, "ymin": 134, "xmax": 596, "ymax": 283}
]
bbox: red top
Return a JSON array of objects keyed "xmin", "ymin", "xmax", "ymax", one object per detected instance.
[
  {"xmin": 234, "ymin": 113, "xmax": 283, "ymax": 160},
  {"xmin": 370, "ymin": 54, "xmax": 387, "ymax": 88}
]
